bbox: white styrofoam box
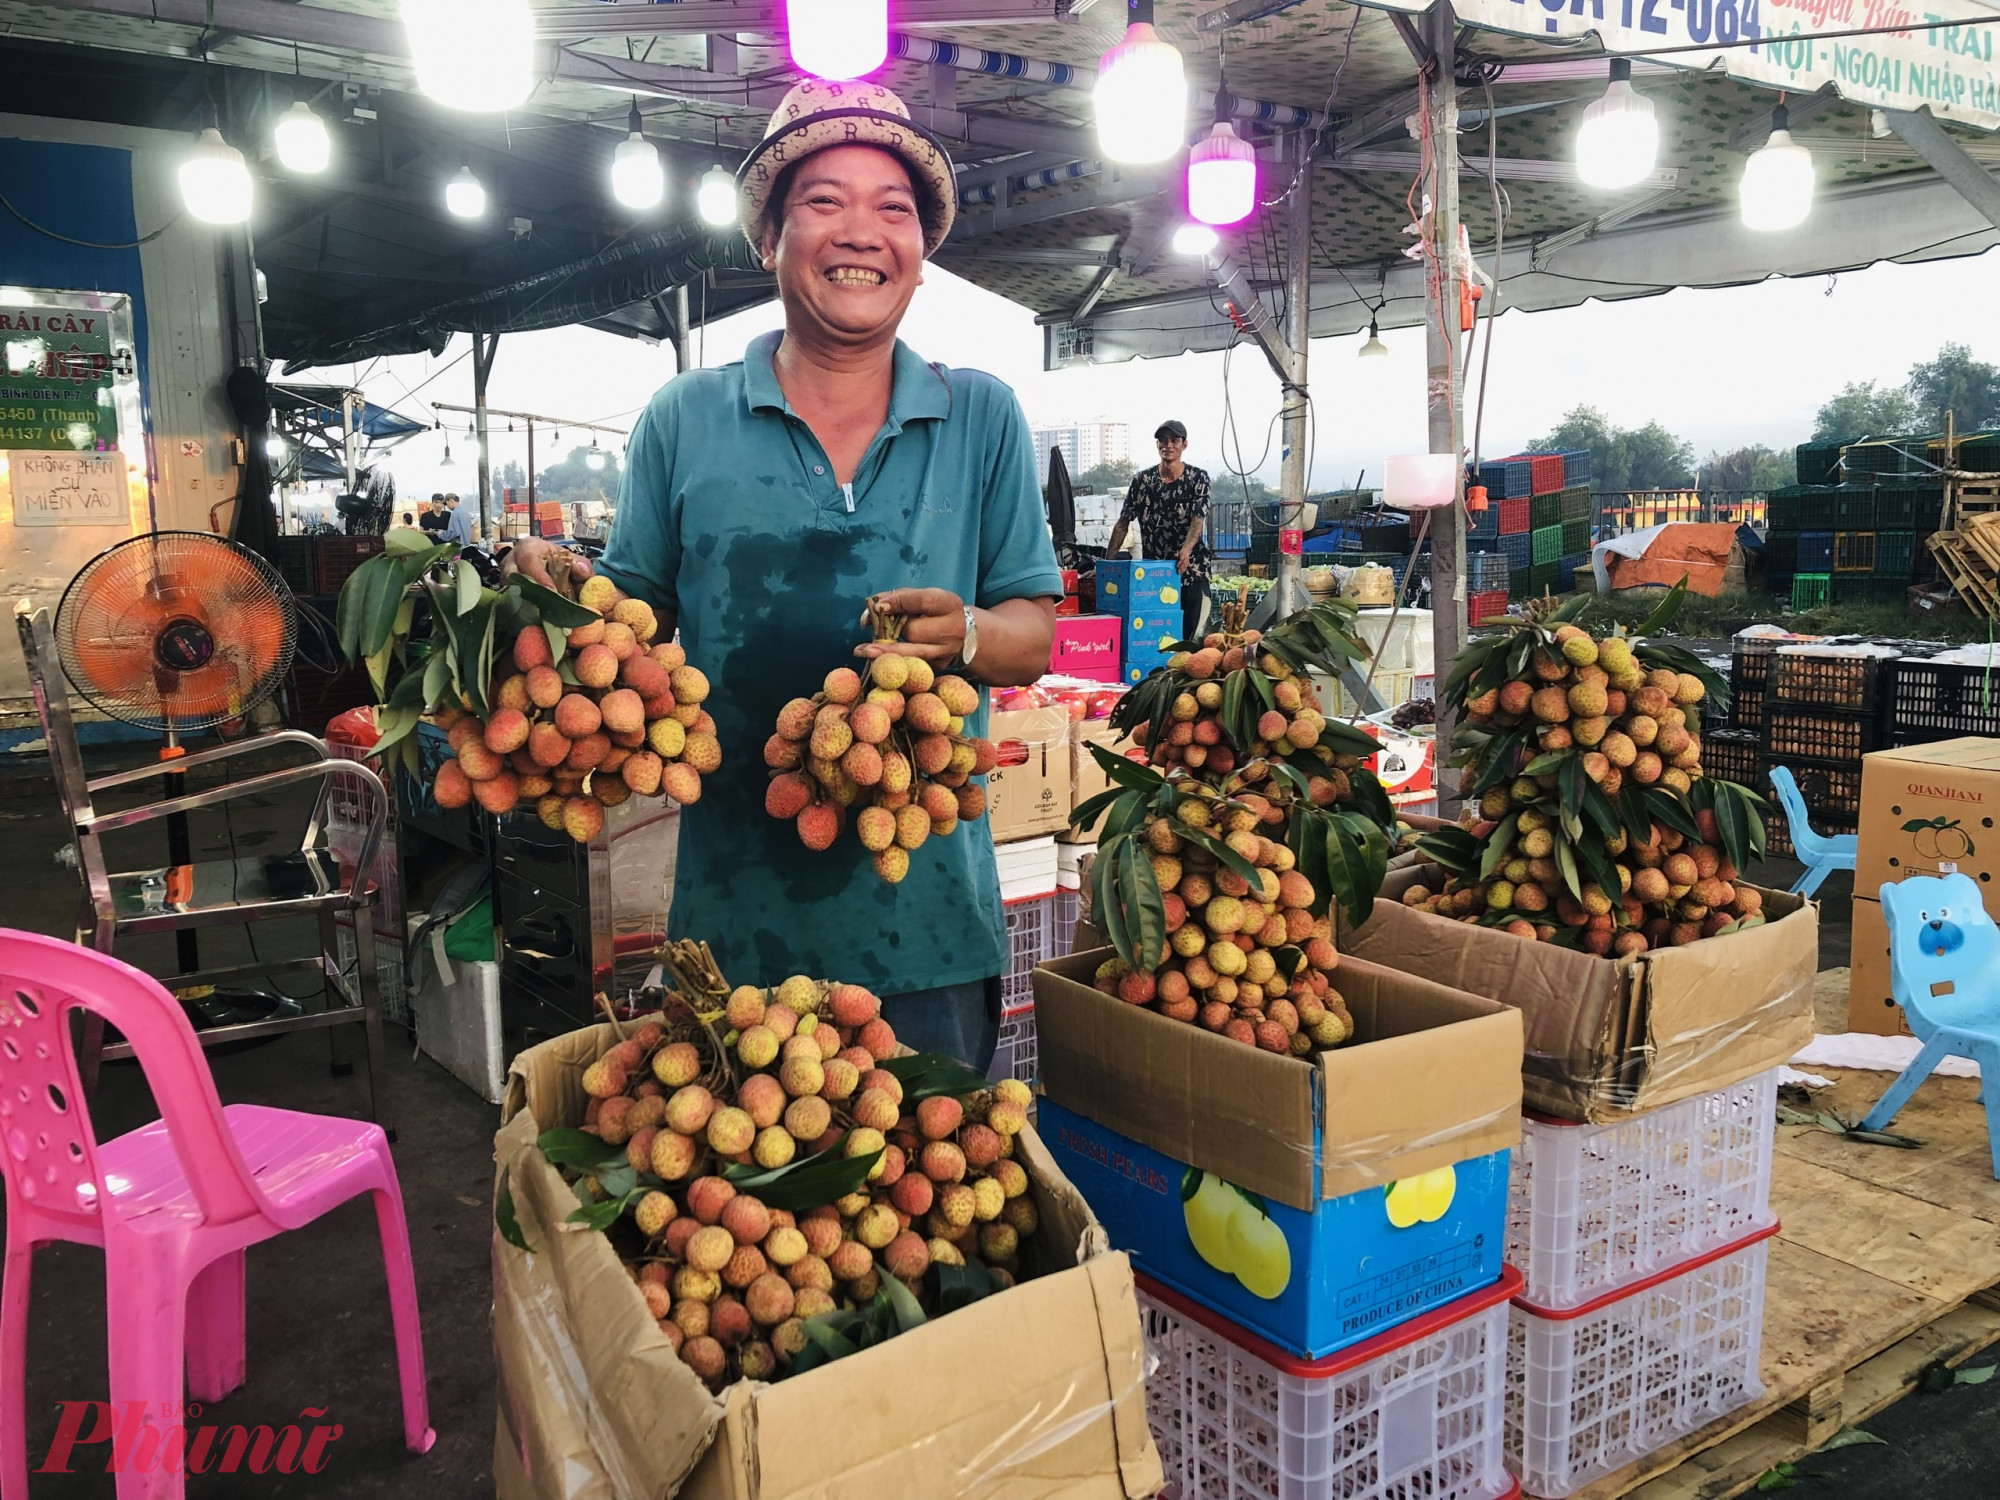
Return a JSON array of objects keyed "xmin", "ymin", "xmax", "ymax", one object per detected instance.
[
  {"xmin": 1389, "ymin": 791, "xmax": 1440, "ymax": 820},
  {"xmin": 996, "ymin": 834, "xmax": 1059, "ymax": 902},
  {"xmin": 1001, "ymin": 895, "xmax": 1057, "ymax": 1017},
  {"xmin": 407, "ymin": 926, "xmax": 507, "ymax": 1104},
  {"xmin": 1350, "ymin": 607, "xmax": 1436, "ymax": 674},
  {"xmin": 1506, "ymin": 1225, "xmax": 1774, "ymax": 1498},
  {"xmin": 1506, "ymin": 1070, "xmax": 1777, "ymax": 1311},
  {"xmin": 1057, "ymin": 843, "xmax": 1088, "ymax": 884},
  {"xmin": 1140, "ymin": 1268, "xmax": 1520, "ymax": 1500}
]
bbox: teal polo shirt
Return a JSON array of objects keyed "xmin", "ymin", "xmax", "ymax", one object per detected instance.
[{"xmin": 595, "ymin": 329, "xmax": 1064, "ymax": 995}]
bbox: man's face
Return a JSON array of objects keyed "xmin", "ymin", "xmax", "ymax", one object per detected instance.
[
  {"xmin": 761, "ymin": 145, "xmax": 926, "ymax": 347},
  {"xmin": 1157, "ymin": 435, "xmax": 1187, "ymax": 466}
]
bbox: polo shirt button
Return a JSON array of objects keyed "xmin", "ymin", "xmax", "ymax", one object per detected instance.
[{"xmin": 813, "ymin": 465, "xmax": 826, "ymax": 476}]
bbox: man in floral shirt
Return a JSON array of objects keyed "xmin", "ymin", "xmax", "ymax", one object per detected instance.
[{"xmin": 1109, "ymin": 419, "xmax": 1212, "ymax": 641}]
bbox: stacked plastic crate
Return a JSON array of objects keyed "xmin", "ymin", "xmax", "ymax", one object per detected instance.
[
  {"xmin": 1469, "ymin": 551, "xmax": 1512, "ymax": 624},
  {"xmin": 1758, "ymin": 645, "xmax": 1898, "ymax": 851},
  {"xmin": 988, "ymin": 893, "xmax": 1057, "ymax": 1088},
  {"xmin": 1888, "ymin": 653, "xmax": 2000, "ymax": 747},
  {"xmin": 1505, "ymin": 1072, "xmax": 1781, "ymax": 1497}
]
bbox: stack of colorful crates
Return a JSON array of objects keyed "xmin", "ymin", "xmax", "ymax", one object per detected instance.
[
  {"xmin": 1092, "ymin": 559, "xmax": 1182, "ymax": 683},
  {"xmin": 1775, "ymin": 438, "xmax": 1946, "ymax": 604},
  {"xmin": 1506, "ymin": 1071, "xmax": 1781, "ymax": 1496}
]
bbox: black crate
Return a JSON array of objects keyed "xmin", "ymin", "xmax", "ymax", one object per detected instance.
[
  {"xmin": 1784, "ymin": 760, "xmax": 1865, "ymax": 818},
  {"xmin": 1832, "ymin": 531, "xmax": 1877, "ymax": 573},
  {"xmin": 1798, "ymin": 531, "xmax": 1835, "ymax": 571},
  {"xmin": 1795, "ymin": 441, "xmax": 1843, "ymax": 487},
  {"xmin": 1358, "ymin": 520, "xmax": 1411, "ymax": 553},
  {"xmin": 1890, "ymin": 657, "xmax": 2000, "ymax": 742},
  {"xmin": 1560, "ymin": 487, "xmax": 1591, "ymax": 523},
  {"xmin": 1530, "ymin": 492, "xmax": 1560, "ymax": 531},
  {"xmin": 277, "ymin": 537, "xmax": 316, "ymax": 595},
  {"xmin": 1769, "ymin": 650, "xmax": 1892, "ymax": 712},
  {"xmin": 1835, "ymin": 490, "xmax": 1878, "ymax": 528},
  {"xmin": 1561, "ymin": 516, "xmax": 1589, "ymax": 555},
  {"xmin": 1874, "ymin": 485, "xmax": 1945, "ymax": 531},
  {"xmin": 1830, "ymin": 575, "xmax": 1904, "ymax": 605},
  {"xmin": 1467, "ymin": 552, "xmax": 1511, "ymax": 591},
  {"xmin": 1730, "ymin": 640, "xmax": 1778, "ymax": 731},
  {"xmin": 1874, "ymin": 530, "xmax": 1917, "ymax": 580},
  {"xmin": 1702, "ymin": 729, "xmax": 1762, "ymax": 787},
  {"xmin": 1764, "ymin": 531, "xmax": 1800, "ymax": 576},
  {"xmin": 314, "ymin": 533, "xmax": 385, "ymax": 593},
  {"xmin": 1761, "ymin": 706, "xmax": 1886, "ymax": 762}
]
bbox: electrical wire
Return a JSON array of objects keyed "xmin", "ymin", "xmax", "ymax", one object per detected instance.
[{"xmin": 0, "ymin": 190, "xmax": 181, "ymax": 248}]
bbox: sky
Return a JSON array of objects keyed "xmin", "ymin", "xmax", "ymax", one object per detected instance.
[{"xmin": 315, "ymin": 244, "xmax": 2000, "ymax": 506}]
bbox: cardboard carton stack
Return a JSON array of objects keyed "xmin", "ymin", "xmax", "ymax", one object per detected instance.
[
  {"xmin": 1850, "ymin": 735, "xmax": 2000, "ymax": 1037},
  {"xmin": 1033, "ymin": 950, "xmax": 1526, "ymax": 1499},
  {"xmin": 1343, "ymin": 870, "xmax": 1816, "ymax": 1496}
]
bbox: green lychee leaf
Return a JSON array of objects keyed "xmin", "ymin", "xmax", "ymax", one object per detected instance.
[
  {"xmin": 1273, "ymin": 944, "xmax": 1305, "ymax": 981},
  {"xmin": 799, "ymin": 1313, "xmax": 863, "ymax": 1364},
  {"xmin": 495, "ymin": 1168, "xmax": 531, "ymax": 1253},
  {"xmin": 511, "ymin": 575, "xmax": 600, "ymax": 628},
  {"xmin": 566, "ymin": 1194, "xmax": 633, "ymax": 1232},
  {"xmin": 596, "ymin": 1165, "xmax": 638, "ymax": 1199},
  {"xmin": 929, "ymin": 1259, "xmax": 998, "ymax": 1315},
  {"xmin": 1099, "ymin": 835, "xmax": 1137, "ymax": 969},
  {"xmin": 878, "ymin": 1271, "xmax": 929, "ymax": 1334},
  {"xmin": 880, "ymin": 1054, "xmax": 989, "ymax": 1103},
  {"xmin": 722, "ymin": 1146, "xmax": 884, "ymax": 1209},
  {"xmin": 1480, "ymin": 814, "xmax": 1520, "ymax": 880},
  {"xmin": 537, "ymin": 1128, "xmax": 627, "ymax": 1171},
  {"xmin": 1119, "ymin": 829, "xmax": 1169, "ymax": 971}
]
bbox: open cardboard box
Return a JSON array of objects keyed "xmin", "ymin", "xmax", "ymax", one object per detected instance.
[
  {"xmin": 1342, "ymin": 864, "xmax": 1817, "ymax": 1122},
  {"xmin": 492, "ymin": 1018, "xmax": 1161, "ymax": 1500},
  {"xmin": 1032, "ymin": 951, "xmax": 1522, "ymax": 1358}
]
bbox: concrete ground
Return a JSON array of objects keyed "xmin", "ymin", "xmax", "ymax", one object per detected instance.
[{"xmin": 0, "ymin": 747, "xmax": 1986, "ymax": 1498}]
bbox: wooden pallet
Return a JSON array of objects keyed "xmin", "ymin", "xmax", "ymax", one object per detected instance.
[
  {"xmin": 1568, "ymin": 1066, "xmax": 2000, "ymax": 1500},
  {"xmin": 1929, "ymin": 532, "xmax": 2000, "ymax": 618}
]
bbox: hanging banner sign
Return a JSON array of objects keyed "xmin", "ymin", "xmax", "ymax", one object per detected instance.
[
  {"xmin": 0, "ymin": 306, "xmax": 130, "ymax": 451},
  {"xmin": 1365, "ymin": 0, "xmax": 2000, "ymax": 133}
]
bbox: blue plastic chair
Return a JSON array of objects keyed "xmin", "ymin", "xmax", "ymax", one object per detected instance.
[
  {"xmin": 1768, "ymin": 765, "xmax": 1858, "ymax": 897},
  {"xmin": 1859, "ymin": 872, "xmax": 2000, "ymax": 1178}
]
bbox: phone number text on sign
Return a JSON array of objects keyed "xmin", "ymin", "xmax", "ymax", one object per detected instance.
[{"xmin": 8, "ymin": 451, "xmax": 129, "ymax": 527}]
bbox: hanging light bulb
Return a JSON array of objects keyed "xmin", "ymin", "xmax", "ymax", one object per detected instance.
[
  {"xmin": 1359, "ymin": 316, "xmax": 1388, "ymax": 358},
  {"xmin": 1095, "ymin": 0, "xmax": 1187, "ymax": 164},
  {"xmin": 179, "ymin": 128, "xmax": 254, "ymax": 224},
  {"xmin": 402, "ymin": 0, "xmax": 533, "ymax": 112},
  {"xmin": 1187, "ymin": 81, "xmax": 1256, "ymax": 227},
  {"xmin": 273, "ymin": 100, "xmax": 332, "ymax": 174},
  {"xmin": 698, "ymin": 165, "xmax": 739, "ymax": 227},
  {"xmin": 440, "ymin": 434, "xmax": 455, "ymax": 468},
  {"xmin": 1575, "ymin": 59, "xmax": 1658, "ymax": 189},
  {"xmin": 445, "ymin": 161, "xmax": 486, "ymax": 218},
  {"xmin": 786, "ymin": 0, "xmax": 887, "ymax": 81},
  {"xmin": 586, "ymin": 436, "xmax": 607, "ymax": 471},
  {"xmin": 1740, "ymin": 105, "xmax": 1814, "ymax": 231},
  {"xmin": 611, "ymin": 100, "xmax": 665, "ymax": 210},
  {"xmin": 1171, "ymin": 223, "xmax": 1218, "ymax": 257},
  {"xmin": 265, "ymin": 433, "xmax": 288, "ymax": 459}
]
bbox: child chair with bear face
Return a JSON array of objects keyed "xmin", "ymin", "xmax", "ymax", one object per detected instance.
[{"xmin": 1860, "ymin": 870, "xmax": 2000, "ymax": 1177}]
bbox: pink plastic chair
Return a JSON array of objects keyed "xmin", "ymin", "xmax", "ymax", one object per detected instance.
[{"xmin": 0, "ymin": 930, "xmax": 434, "ymax": 1500}]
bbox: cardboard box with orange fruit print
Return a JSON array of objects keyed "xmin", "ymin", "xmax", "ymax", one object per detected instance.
[
  {"xmin": 1031, "ymin": 949, "xmax": 1521, "ymax": 1358},
  {"xmin": 1850, "ymin": 737, "xmax": 2000, "ymax": 1036}
]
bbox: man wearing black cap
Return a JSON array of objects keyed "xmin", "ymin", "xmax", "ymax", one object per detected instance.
[{"xmin": 1109, "ymin": 420, "xmax": 1212, "ymax": 642}]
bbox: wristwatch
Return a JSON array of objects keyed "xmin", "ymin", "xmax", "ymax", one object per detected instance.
[{"xmin": 958, "ymin": 605, "xmax": 980, "ymax": 672}]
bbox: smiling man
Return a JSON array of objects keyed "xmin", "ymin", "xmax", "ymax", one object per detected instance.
[{"xmin": 506, "ymin": 81, "xmax": 1061, "ymax": 1069}]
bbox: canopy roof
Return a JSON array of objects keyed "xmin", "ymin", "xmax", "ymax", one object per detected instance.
[{"xmin": 3, "ymin": 0, "xmax": 1997, "ymax": 370}]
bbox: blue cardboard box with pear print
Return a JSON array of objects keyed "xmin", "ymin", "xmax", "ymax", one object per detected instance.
[
  {"xmin": 1032, "ymin": 949, "xmax": 1522, "ymax": 1360},
  {"xmin": 1093, "ymin": 559, "xmax": 1180, "ymax": 620}
]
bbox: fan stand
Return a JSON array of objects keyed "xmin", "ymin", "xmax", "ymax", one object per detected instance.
[{"xmin": 159, "ymin": 733, "xmax": 200, "ymax": 977}]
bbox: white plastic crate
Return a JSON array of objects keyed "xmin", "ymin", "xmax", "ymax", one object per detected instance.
[
  {"xmin": 333, "ymin": 924, "xmax": 408, "ymax": 1026},
  {"xmin": 1054, "ymin": 887, "xmax": 1081, "ymax": 949},
  {"xmin": 1140, "ymin": 1268, "xmax": 1521, "ymax": 1500},
  {"xmin": 1001, "ymin": 895, "xmax": 1056, "ymax": 1017},
  {"xmin": 1506, "ymin": 1069, "xmax": 1777, "ymax": 1310},
  {"xmin": 987, "ymin": 1008, "xmax": 1037, "ymax": 1089},
  {"xmin": 1506, "ymin": 1223, "xmax": 1775, "ymax": 1499}
]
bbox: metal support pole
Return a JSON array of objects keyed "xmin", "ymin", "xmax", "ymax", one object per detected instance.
[
  {"xmin": 675, "ymin": 282, "xmax": 693, "ymax": 374},
  {"xmin": 527, "ymin": 417, "xmax": 537, "ymax": 516},
  {"xmin": 471, "ymin": 333, "xmax": 499, "ymax": 539},
  {"xmin": 1420, "ymin": 0, "xmax": 1467, "ymax": 807},
  {"xmin": 342, "ymin": 391, "xmax": 363, "ymax": 496},
  {"xmin": 1274, "ymin": 131, "xmax": 1314, "ymax": 624}
]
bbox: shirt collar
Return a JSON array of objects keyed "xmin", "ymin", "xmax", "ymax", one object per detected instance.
[{"xmin": 742, "ymin": 329, "xmax": 952, "ymax": 430}]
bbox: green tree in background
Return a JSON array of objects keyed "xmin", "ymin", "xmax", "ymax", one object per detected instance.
[
  {"xmin": 537, "ymin": 445, "xmax": 623, "ymax": 505},
  {"xmin": 1812, "ymin": 381, "xmax": 1917, "ymax": 443},
  {"xmin": 1907, "ymin": 343, "xmax": 2000, "ymax": 434},
  {"xmin": 1076, "ymin": 458, "xmax": 1135, "ymax": 492},
  {"xmin": 1527, "ymin": 407, "xmax": 1695, "ymax": 493},
  {"xmin": 490, "ymin": 459, "xmax": 527, "ymax": 510},
  {"xmin": 1701, "ymin": 444, "xmax": 1795, "ymax": 496}
]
